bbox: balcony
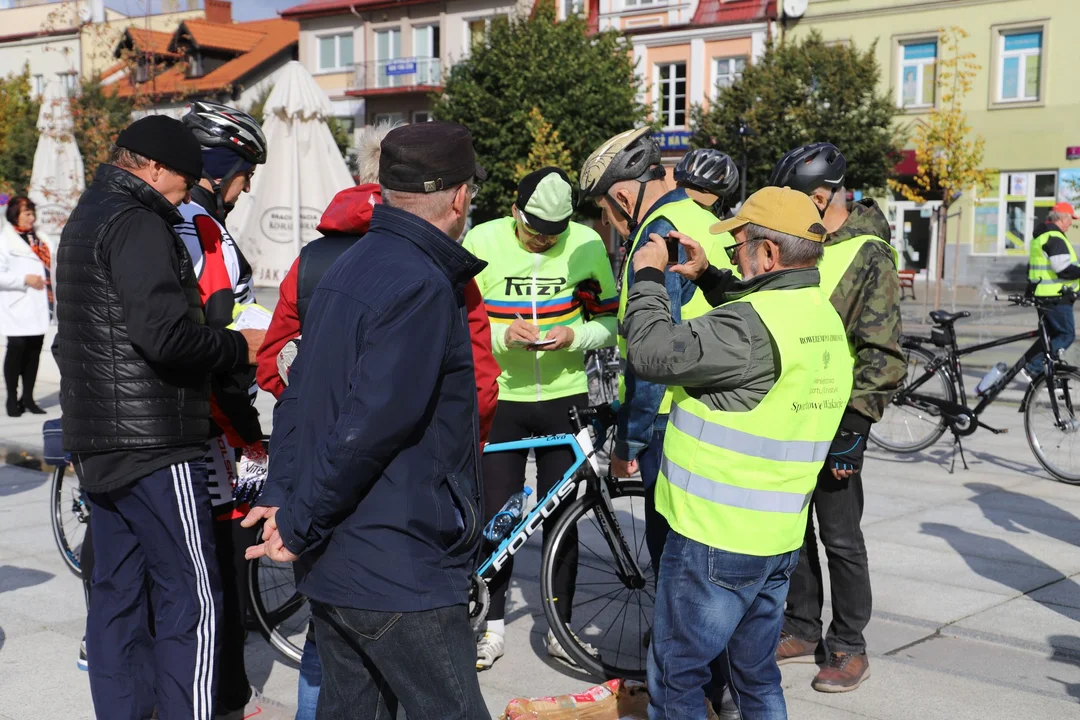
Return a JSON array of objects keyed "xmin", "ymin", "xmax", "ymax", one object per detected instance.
[{"xmin": 347, "ymin": 57, "xmax": 444, "ymax": 96}]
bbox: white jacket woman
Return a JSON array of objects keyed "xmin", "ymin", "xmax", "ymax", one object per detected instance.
[{"xmin": 0, "ymin": 217, "xmax": 51, "ymax": 337}]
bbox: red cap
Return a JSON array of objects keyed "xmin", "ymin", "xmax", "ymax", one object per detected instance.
[{"xmin": 1052, "ymin": 201, "xmax": 1078, "ymax": 219}]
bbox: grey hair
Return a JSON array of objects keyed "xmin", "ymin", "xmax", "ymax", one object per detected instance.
[
  {"xmin": 381, "ymin": 178, "xmax": 471, "ymax": 223},
  {"xmin": 1049, "ymin": 210, "xmax": 1071, "ymax": 224},
  {"xmin": 109, "ymin": 144, "xmax": 151, "ymax": 171},
  {"xmin": 355, "ymin": 121, "xmax": 403, "ymax": 185},
  {"xmin": 744, "ymin": 222, "xmax": 824, "ymax": 267}
]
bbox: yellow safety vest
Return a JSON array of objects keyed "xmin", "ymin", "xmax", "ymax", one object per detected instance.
[
  {"xmin": 1028, "ymin": 229, "xmax": 1079, "ymax": 297},
  {"xmin": 617, "ymin": 198, "xmax": 737, "ymax": 413},
  {"xmin": 818, "ymin": 234, "xmax": 899, "ymax": 299},
  {"xmin": 657, "ymin": 286, "xmax": 853, "ymax": 556}
]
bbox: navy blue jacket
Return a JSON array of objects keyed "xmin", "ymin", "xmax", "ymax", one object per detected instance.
[{"xmin": 263, "ymin": 204, "xmax": 487, "ymax": 612}]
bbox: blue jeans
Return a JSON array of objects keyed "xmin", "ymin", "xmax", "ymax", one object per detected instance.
[
  {"xmin": 1027, "ymin": 302, "xmax": 1076, "ymax": 375},
  {"xmin": 295, "ymin": 630, "xmax": 321, "ymax": 720},
  {"xmin": 637, "ymin": 416, "xmax": 670, "ymax": 574},
  {"xmin": 648, "ymin": 532, "xmax": 799, "ymax": 720}
]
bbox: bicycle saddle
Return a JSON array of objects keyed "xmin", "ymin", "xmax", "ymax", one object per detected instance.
[{"xmin": 929, "ymin": 310, "xmax": 971, "ymax": 325}]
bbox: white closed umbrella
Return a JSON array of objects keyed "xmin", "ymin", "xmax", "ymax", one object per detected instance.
[
  {"xmin": 28, "ymin": 81, "xmax": 85, "ymax": 238},
  {"xmin": 231, "ymin": 61, "xmax": 354, "ymax": 287}
]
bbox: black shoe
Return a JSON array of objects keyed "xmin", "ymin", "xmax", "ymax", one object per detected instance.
[
  {"xmin": 6, "ymin": 398, "xmax": 22, "ymax": 417},
  {"xmin": 20, "ymin": 398, "xmax": 45, "ymax": 415}
]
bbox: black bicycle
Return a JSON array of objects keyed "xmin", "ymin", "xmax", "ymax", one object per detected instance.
[{"xmin": 871, "ymin": 292, "xmax": 1080, "ymax": 483}]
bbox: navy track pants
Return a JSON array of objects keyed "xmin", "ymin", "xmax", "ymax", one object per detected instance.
[{"xmin": 85, "ymin": 461, "xmax": 222, "ymax": 720}]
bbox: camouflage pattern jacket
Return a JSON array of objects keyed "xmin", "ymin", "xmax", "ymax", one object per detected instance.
[{"xmin": 826, "ymin": 199, "xmax": 905, "ymax": 423}]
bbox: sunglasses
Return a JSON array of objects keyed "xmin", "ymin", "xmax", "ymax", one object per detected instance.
[{"xmin": 724, "ymin": 240, "xmax": 747, "ymax": 264}]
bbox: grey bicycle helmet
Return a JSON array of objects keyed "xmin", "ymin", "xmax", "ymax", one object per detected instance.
[
  {"xmin": 183, "ymin": 100, "xmax": 268, "ymax": 166},
  {"xmin": 579, "ymin": 128, "xmax": 666, "ymax": 234},
  {"xmin": 768, "ymin": 142, "xmax": 846, "ymax": 196},
  {"xmin": 674, "ymin": 149, "xmax": 739, "ymax": 199}
]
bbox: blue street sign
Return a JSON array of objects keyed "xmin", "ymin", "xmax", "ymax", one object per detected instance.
[
  {"xmin": 385, "ymin": 59, "xmax": 417, "ymax": 76},
  {"xmin": 658, "ymin": 130, "xmax": 692, "ymax": 151}
]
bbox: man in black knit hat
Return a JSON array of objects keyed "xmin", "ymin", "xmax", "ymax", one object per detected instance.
[{"xmin": 56, "ymin": 115, "xmax": 265, "ymax": 720}]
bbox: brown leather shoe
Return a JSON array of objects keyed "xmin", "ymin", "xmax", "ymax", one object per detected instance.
[
  {"xmin": 812, "ymin": 652, "xmax": 871, "ymax": 692},
  {"xmin": 775, "ymin": 631, "xmax": 821, "ymax": 665}
]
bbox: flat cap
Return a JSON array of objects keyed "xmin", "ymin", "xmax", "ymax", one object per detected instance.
[{"xmin": 379, "ymin": 121, "xmax": 487, "ymax": 193}]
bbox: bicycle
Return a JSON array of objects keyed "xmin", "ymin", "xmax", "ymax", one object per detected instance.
[
  {"xmin": 585, "ymin": 347, "xmax": 621, "ymax": 406},
  {"xmin": 470, "ymin": 402, "xmax": 653, "ymax": 681},
  {"xmin": 870, "ymin": 291, "xmax": 1080, "ymax": 484},
  {"xmin": 44, "ymin": 419, "xmax": 87, "ymax": 577}
]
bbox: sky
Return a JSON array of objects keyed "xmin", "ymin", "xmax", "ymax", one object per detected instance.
[{"xmin": 99, "ymin": 0, "xmax": 304, "ymax": 22}]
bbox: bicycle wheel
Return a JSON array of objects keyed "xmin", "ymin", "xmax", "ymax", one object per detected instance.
[
  {"xmin": 541, "ymin": 478, "xmax": 651, "ymax": 681},
  {"xmin": 247, "ymin": 528, "xmax": 308, "ymax": 663},
  {"xmin": 1025, "ymin": 367, "xmax": 1080, "ymax": 484},
  {"xmin": 50, "ymin": 464, "xmax": 88, "ymax": 577},
  {"xmin": 870, "ymin": 345, "xmax": 953, "ymax": 453}
]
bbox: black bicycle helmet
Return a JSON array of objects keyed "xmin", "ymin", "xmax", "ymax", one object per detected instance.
[
  {"xmin": 768, "ymin": 142, "xmax": 846, "ymax": 195},
  {"xmin": 674, "ymin": 149, "xmax": 739, "ymax": 199},
  {"xmin": 183, "ymin": 100, "xmax": 268, "ymax": 167}
]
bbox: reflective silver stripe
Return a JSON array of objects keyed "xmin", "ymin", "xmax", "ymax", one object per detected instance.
[
  {"xmin": 661, "ymin": 455, "xmax": 812, "ymax": 514},
  {"xmin": 670, "ymin": 405, "xmax": 832, "ymax": 463},
  {"xmin": 1029, "ymin": 264, "xmax": 1053, "ymax": 272}
]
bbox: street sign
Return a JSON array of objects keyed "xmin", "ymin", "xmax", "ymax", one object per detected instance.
[
  {"xmin": 1067, "ymin": 146, "xmax": 1080, "ymax": 161},
  {"xmin": 920, "ymin": 206, "xmax": 933, "ymax": 218},
  {"xmin": 657, "ymin": 130, "xmax": 691, "ymax": 151},
  {"xmin": 385, "ymin": 59, "xmax": 418, "ymax": 76}
]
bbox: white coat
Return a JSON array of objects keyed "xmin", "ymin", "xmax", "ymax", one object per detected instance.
[{"xmin": 0, "ymin": 221, "xmax": 52, "ymax": 338}]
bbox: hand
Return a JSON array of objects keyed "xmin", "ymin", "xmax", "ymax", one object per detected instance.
[
  {"xmin": 827, "ymin": 416, "xmax": 869, "ymax": 481},
  {"xmin": 245, "ymin": 526, "xmax": 299, "ymax": 563},
  {"xmin": 241, "ymin": 504, "xmax": 278, "ymax": 529},
  {"xmin": 668, "ymin": 232, "xmax": 709, "ymax": 281},
  {"xmin": 610, "ymin": 453, "xmax": 639, "ymax": 478},
  {"xmin": 239, "ymin": 329, "xmax": 266, "ymax": 364},
  {"xmin": 633, "ymin": 234, "xmax": 671, "ymax": 273},
  {"xmin": 541, "ymin": 325, "xmax": 575, "ymax": 351},
  {"xmin": 24, "ymin": 274, "xmax": 45, "ymax": 290},
  {"xmin": 505, "ymin": 318, "xmax": 540, "ymax": 346}
]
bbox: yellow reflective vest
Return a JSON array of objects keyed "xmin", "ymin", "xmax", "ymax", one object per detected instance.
[
  {"xmin": 657, "ymin": 286, "xmax": 853, "ymax": 556},
  {"xmin": 1028, "ymin": 229, "xmax": 1079, "ymax": 297}
]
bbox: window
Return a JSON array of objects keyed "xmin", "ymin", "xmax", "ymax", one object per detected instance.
[
  {"xmin": 318, "ymin": 33, "xmax": 354, "ymax": 72},
  {"xmin": 624, "ymin": 0, "xmax": 662, "ymax": 6},
  {"xmin": 998, "ymin": 30, "xmax": 1041, "ymax": 102},
  {"xmin": 413, "ymin": 111, "xmax": 431, "ymax": 123},
  {"xmin": 186, "ymin": 52, "xmax": 203, "ymax": 78},
  {"xmin": 713, "ymin": 56, "xmax": 746, "ymax": 95},
  {"xmin": 375, "ymin": 28, "xmax": 402, "ymax": 88},
  {"xmin": 414, "ymin": 25, "xmax": 441, "ymax": 85},
  {"xmin": 976, "ymin": 170, "xmax": 1058, "ymax": 256},
  {"xmin": 656, "ymin": 62, "xmax": 686, "ymax": 128},
  {"xmin": 467, "ymin": 15, "xmax": 507, "ymax": 51},
  {"xmin": 899, "ymin": 40, "xmax": 936, "ymax": 108},
  {"xmin": 563, "ymin": 0, "xmax": 583, "ymax": 15},
  {"xmin": 58, "ymin": 72, "xmax": 78, "ymax": 96},
  {"xmin": 374, "ymin": 112, "xmax": 405, "ymax": 126},
  {"xmin": 33, "ymin": 74, "xmax": 44, "ymax": 96}
]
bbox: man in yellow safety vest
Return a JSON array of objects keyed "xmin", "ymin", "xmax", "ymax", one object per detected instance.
[
  {"xmin": 1024, "ymin": 201, "xmax": 1080, "ymax": 378},
  {"xmin": 623, "ymin": 186, "xmax": 852, "ymax": 718}
]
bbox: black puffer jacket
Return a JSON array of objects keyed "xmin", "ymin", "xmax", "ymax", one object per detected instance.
[{"xmin": 56, "ymin": 164, "xmax": 247, "ymax": 461}]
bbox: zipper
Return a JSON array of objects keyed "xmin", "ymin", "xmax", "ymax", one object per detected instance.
[{"xmin": 532, "ymin": 253, "xmax": 541, "ymax": 402}]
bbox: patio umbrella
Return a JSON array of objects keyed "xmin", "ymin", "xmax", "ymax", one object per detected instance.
[
  {"xmin": 230, "ymin": 61, "xmax": 354, "ymax": 287},
  {"xmin": 27, "ymin": 81, "xmax": 85, "ymax": 239}
]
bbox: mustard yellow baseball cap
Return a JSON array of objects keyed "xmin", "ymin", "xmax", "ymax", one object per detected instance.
[{"xmin": 710, "ymin": 186, "xmax": 828, "ymax": 242}]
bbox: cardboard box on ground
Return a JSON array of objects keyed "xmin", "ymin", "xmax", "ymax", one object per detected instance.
[{"xmin": 501, "ymin": 679, "xmax": 721, "ymax": 720}]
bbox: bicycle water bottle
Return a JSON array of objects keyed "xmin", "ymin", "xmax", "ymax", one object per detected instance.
[
  {"xmin": 976, "ymin": 362, "xmax": 1008, "ymax": 396},
  {"xmin": 483, "ymin": 487, "xmax": 533, "ymax": 543}
]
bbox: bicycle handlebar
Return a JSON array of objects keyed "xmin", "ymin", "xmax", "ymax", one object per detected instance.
[
  {"xmin": 1004, "ymin": 288, "xmax": 1077, "ymax": 308},
  {"xmin": 568, "ymin": 403, "xmax": 617, "ymax": 434}
]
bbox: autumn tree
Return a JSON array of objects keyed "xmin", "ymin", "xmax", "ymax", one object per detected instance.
[
  {"xmin": 70, "ymin": 75, "xmax": 138, "ymax": 185},
  {"xmin": 0, "ymin": 68, "xmax": 42, "ymax": 197},
  {"xmin": 514, "ymin": 107, "xmax": 574, "ymax": 183}
]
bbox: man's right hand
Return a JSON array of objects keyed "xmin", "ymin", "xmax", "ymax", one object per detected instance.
[
  {"xmin": 610, "ymin": 453, "xmax": 639, "ymax": 478},
  {"xmin": 241, "ymin": 505, "xmax": 279, "ymax": 539},
  {"xmin": 505, "ymin": 318, "xmax": 540, "ymax": 346},
  {"xmin": 24, "ymin": 274, "xmax": 45, "ymax": 290},
  {"xmin": 239, "ymin": 329, "xmax": 266, "ymax": 364},
  {"xmin": 668, "ymin": 232, "xmax": 709, "ymax": 281}
]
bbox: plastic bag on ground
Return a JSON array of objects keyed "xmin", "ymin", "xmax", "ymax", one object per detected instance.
[{"xmin": 501, "ymin": 679, "xmax": 720, "ymax": 720}]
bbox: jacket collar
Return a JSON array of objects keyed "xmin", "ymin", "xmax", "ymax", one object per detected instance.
[
  {"xmin": 92, "ymin": 164, "xmax": 184, "ymax": 226},
  {"xmin": 368, "ymin": 204, "xmax": 486, "ymax": 289},
  {"xmin": 828, "ymin": 198, "xmax": 891, "ymax": 245},
  {"xmin": 1, "ymin": 222, "xmax": 37, "ymax": 258},
  {"xmin": 189, "ymin": 185, "xmax": 225, "ymax": 224},
  {"xmin": 724, "ymin": 267, "xmax": 821, "ymax": 302}
]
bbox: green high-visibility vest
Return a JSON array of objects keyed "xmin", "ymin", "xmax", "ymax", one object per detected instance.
[
  {"xmin": 617, "ymin": 198, "xmax": 737, "ymax": 413},
  {"xmin": 657, "ymin": 286, "xmax": 853, "ymax": 556},
  {"xmin": 1028, "ymin": 229, "xmax": 1079, "ymax": 297},
  {"xmin": 818, "ymin": 234, "xmax": 899, "ymax": 299}
]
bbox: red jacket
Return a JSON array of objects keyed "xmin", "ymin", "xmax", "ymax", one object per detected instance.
[{"xmin": 256, "ymin": 184, "xmax": 500, "ymax": 444}]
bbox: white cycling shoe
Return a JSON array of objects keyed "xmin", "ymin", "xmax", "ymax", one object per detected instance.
[
  {"xmin": 546, "ymin": 628, "xmax": 598, "ymax": 668},
  {"xmin": 476, "ymin": 631, "xmax": 505, "ymax": 670}
]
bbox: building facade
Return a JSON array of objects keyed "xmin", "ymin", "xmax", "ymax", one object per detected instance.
[{"xmin": 790, "ymin": 0, "xmax": 1080, "ymax": 287}]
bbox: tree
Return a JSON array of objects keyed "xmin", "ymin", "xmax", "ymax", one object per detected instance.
[
  {"xmin": 691, "ymin": 31, "xmax": 902, "ymax": 194},
  {"xmin": 70, "ymin": 75, "xmax": 138, "ymax": 185},
  {"xmin": 889, "ymin": 26, "xmax": 991, "ymax": 305},
  {"xmin": 514, "ymin": 107, "xmax": 574, "ymax": 183},
  {"xmin": 433, "ymin": 5, "xmax": 647, "ymax": 221},
  {"xmin": 0, "ymin": 67, "xmax": 42, "ymax": 197}
]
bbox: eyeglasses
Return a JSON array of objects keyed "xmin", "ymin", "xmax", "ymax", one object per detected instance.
[
  {"xmin": 166, "ymin": 165, "xmax": 199, "ymax": 192},
  {"xmin": 724, "ymin": 240, "xmax": 747, "ymax": 264},
  {"xmin": 467, "ymin": 182, "xmax": 481, "ymax": 200}
]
